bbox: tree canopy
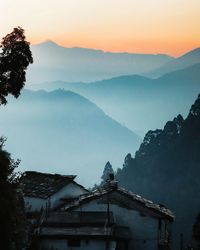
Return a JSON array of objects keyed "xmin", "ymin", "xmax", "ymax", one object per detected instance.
[
  {"xmin": 0, "ymin": 26, "xmax": 33, "ymax": 105},
  {"xmin": 0, "ymin": 137, "xmax": 25, "ymax": 250},
  {"xmin": 101, "ymin": 161, "xmax": 114, "ymax": 184},
  {"xmin": 0, "ymin": 27, "xmax": 32, "ymax": 249},
  {"xmin": 193, "ymin": 212, "xmax": 200, "ymax": 244}
]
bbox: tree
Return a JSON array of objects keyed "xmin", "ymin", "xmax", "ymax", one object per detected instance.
[
  {"xmin": 0, "ymin": 137, "xmax": 26, "ymax": 250},
  {"xmin": 123, "ymin": 153, "xmax": 132, "ymax": 169},
  {"xmin": 0, "ymin": 26, "xmax": 33, "ymax": 105},
  {"xmin": 193, "ymin": 213, "xmax": 200, "ymax": 245},
  {"xmin": 0, "ymin": 27, "xmax": 33, "ymax": 249},
  {"xmin": 101, "ymin": 161, "xmax": 114, "ymax": 185}
]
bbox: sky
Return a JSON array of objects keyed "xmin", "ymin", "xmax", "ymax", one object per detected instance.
[{"xmin": 0, "ymin": 0, "xmax": 199, "ymax": 56}]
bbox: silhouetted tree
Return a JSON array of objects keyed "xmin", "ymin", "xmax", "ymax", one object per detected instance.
[
  {"xmin": 0, "ymin": 137, "xmax": 26, "ymax": 250},
  {"xmin": 123, "ymin": 153, "xmax": 132, "ymax": 169},
  {"xmin": 0, "ymin": 26, "xmax": 33, "ymax": 104},
  {"xmin": 101, "ymin": 161, "xmax": 114, "ymax": 185},
  {"xmin": 0, "ymin": 27, "xmax": 32, "ymax": 249},
  {"xmin": 193, "ymin": 213, "xmax": 200, "ymax": 245}
]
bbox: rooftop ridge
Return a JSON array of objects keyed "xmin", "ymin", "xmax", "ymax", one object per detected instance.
[
  {"xmin": 21, "ymin": 171, "xmax": 77, "ymax": 199},
  {"xmin": 23, "ymin": 171, "xmax": 76, "ymax": 180},
  {"xmin": 63, "ymin": 186, "xmax": 174, "ymax": 221}
]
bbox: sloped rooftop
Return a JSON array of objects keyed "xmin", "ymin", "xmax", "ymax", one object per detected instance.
[
  {"xmin": 20, "ymin": 171, "xmax": 76, "ymax": 199},
  {"xmin": 63, "ymin": 186, "xmax": 174, "ymax": 221}
]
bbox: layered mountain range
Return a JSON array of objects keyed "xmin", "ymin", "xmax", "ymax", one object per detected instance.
[
  {"xmin": 0, "ymin": 89, "xmax": 140, "ymax": 186},
  {"xmin": 1, "ymin": 40, "xmax": 200, "ymax": 247},
  {"xmin": 147, "ymin": 47, "xmax": 200, "ymax": 77},
  {"xmin": 28, "ymin": 62, "xmax": 200, "ymax": 135},
  {"xmin": 27, "ymin": 40, "xmax": 173, "ymax": 83},
  {"xmin": 27, "ymin": 41, "xmax": 200, "ymax": 84}
]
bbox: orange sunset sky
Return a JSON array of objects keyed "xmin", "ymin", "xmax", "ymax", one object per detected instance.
[{"xmin": 0, "ymin": 0, "xmax": 200, "ymax": 57}]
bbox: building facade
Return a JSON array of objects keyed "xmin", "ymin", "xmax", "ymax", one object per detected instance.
[
  {"xmin": 20, "ymin": 171, "xmax": 89, "ymax": 213},
  {"xmin": 31, "ymin": 179, "xmax": 174, "ymax": 250}
]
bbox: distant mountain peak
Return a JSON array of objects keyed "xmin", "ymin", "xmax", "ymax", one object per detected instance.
[
  {"xmin": 44, "ymin": 39, "xmax": 57, "ymax": 44},
  {"xmin": 147, "ymin": 47, "xmax": 200, "ymax": 78},
  {"xmin": 180, "ymin": 47, "xmax": 200, "ymax": 59},
  {"xmin": 34, "ymin": 40, "xmax": 62, "ymax": 48}
]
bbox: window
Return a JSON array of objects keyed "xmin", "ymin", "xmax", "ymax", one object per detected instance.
[
  {"xmin": 85, "ymin": 239, "xmax": 89, "ymax": 245},
  {"xmin": 68, "ymin": 239, "xmax": 81, "ymax": 247}
]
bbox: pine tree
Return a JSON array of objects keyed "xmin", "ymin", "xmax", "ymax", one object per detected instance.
[{"xmin": 101, "ymin": 161, "xmax": 114, "ymax": 185}]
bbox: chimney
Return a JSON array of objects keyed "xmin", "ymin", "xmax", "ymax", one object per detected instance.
[
  {"xmin": 109, "ymin": 173, "xmax": 114, "ymax": 181},
  {"xmin": 108, "ymin": 173, "xmax": 118, "ymax": 190}
]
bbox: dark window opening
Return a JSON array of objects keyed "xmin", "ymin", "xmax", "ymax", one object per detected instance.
[
  {"xmin": 85, "ymin": 239, "xmax": 89, "ymax": 245},
  {"xmin": 68, "ymin": 239, "xmax": 81, "ymax": 247}
]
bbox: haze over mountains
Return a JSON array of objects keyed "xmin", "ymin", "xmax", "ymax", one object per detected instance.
[
  {"xmin": 147, "ymin": 47, "xmax": 200, "ymax": 77},
  {"xmin": 27, "ymin": 41, "xmax": 200, "ymax": 84},
  {"xmin": 1, "ymin": 41, "xmax": 200, "ymax": 186},
  {"xmin": 27, "ymin": 40, "xmax": 173, "ymax": 83},
  {"xmin": 28, "ymin": 62, "xmax": 200, "ymax": 136},
  {"xmin": 0, "ymin": 89, "xmax": 140, "ymax": 186}
]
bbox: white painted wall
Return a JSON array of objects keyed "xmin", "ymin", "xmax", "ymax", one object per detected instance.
[
  {"xmin": 38, "ymin": 239, "xmax": 116, "ymax": 250},
  {"xmin": 50, "ymin": 182, "xmax": 88, "ymax": 209},
  {"xmin": 72, "ymin": 198, "xmax": 164, "ymax": 250},
  {"xmin": 24, "ymin": 197, "xmax": 47, "ymax": 212},
  {"xmin": 24, "ymin": 182, "xmax": 88, "ymax": 212}
]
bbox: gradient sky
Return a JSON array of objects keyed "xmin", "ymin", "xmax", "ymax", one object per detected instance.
[{"xmin": 0, "ymin": 0, "xmax": 199, "ymax": 56}]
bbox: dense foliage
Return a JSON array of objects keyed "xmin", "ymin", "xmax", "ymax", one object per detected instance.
[
  {"xmin": 116, "ymin": 94, "xmax": 200, "ymax": 248},
  {"xmin": 193, "ymin": 213, "xmax": 200, "ymax": 244},
  {"xmin": 0, "ymin": 137, "xmax": 26, "ymax": 250},
  {"xmin": 0, "ymin": 27, "xmax": 32, "ymax": 249},
  {"xmin": 101, "ymin": 161, "xmax": 114, "ymax": 185},
  {"xmin": 0, "ymin": 27, "xmax": 33, "ymax": 104}
]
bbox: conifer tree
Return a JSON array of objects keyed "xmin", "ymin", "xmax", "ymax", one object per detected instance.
[{"xmin": 101, "ymin": 161, "xmax": 114, "ymax": 185}]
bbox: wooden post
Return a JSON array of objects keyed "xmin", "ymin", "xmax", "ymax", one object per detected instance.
[{"xmin": 107, "ymin": 192, "xmax": 110, "ymax": 224}]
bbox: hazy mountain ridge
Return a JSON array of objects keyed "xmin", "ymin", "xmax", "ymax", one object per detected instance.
[
  {"xmin": 0, "ymin": 89, "xmax": 140, "ymax": 186},
  {"xmin": 28, "ymin": 63, "xmax": 200, "ymax": 136},
  {"xmin": 116, "ymin": 94, "xmax": 200, "ymax": 248},
  {"xmin": 27, "ymin": 42, "xmax": 200, "ymax": 84},
  {"xmin": 147, "ymin": 47, "xmax": 200, "ymax": 78},
  {"xmin": 27, "ymin": 41, "xmax": 173, "ymax": 83}
]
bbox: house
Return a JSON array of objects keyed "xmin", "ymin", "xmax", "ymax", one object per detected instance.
[
  {"xmin": 33, "ymin": 178, "xmax": 174, "ymax": 250},
  {"xmin": 33, "ymin": 211, "xmax": 131, "ymax": 250},
  {"xmin": 20, "ymin": 171, "xmax": 89, "ymax": 213}
]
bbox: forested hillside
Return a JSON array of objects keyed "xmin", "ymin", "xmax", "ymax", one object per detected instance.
[{"xmin": 116, "ymin": 94, "xmax": 200, "ymax": 248}]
